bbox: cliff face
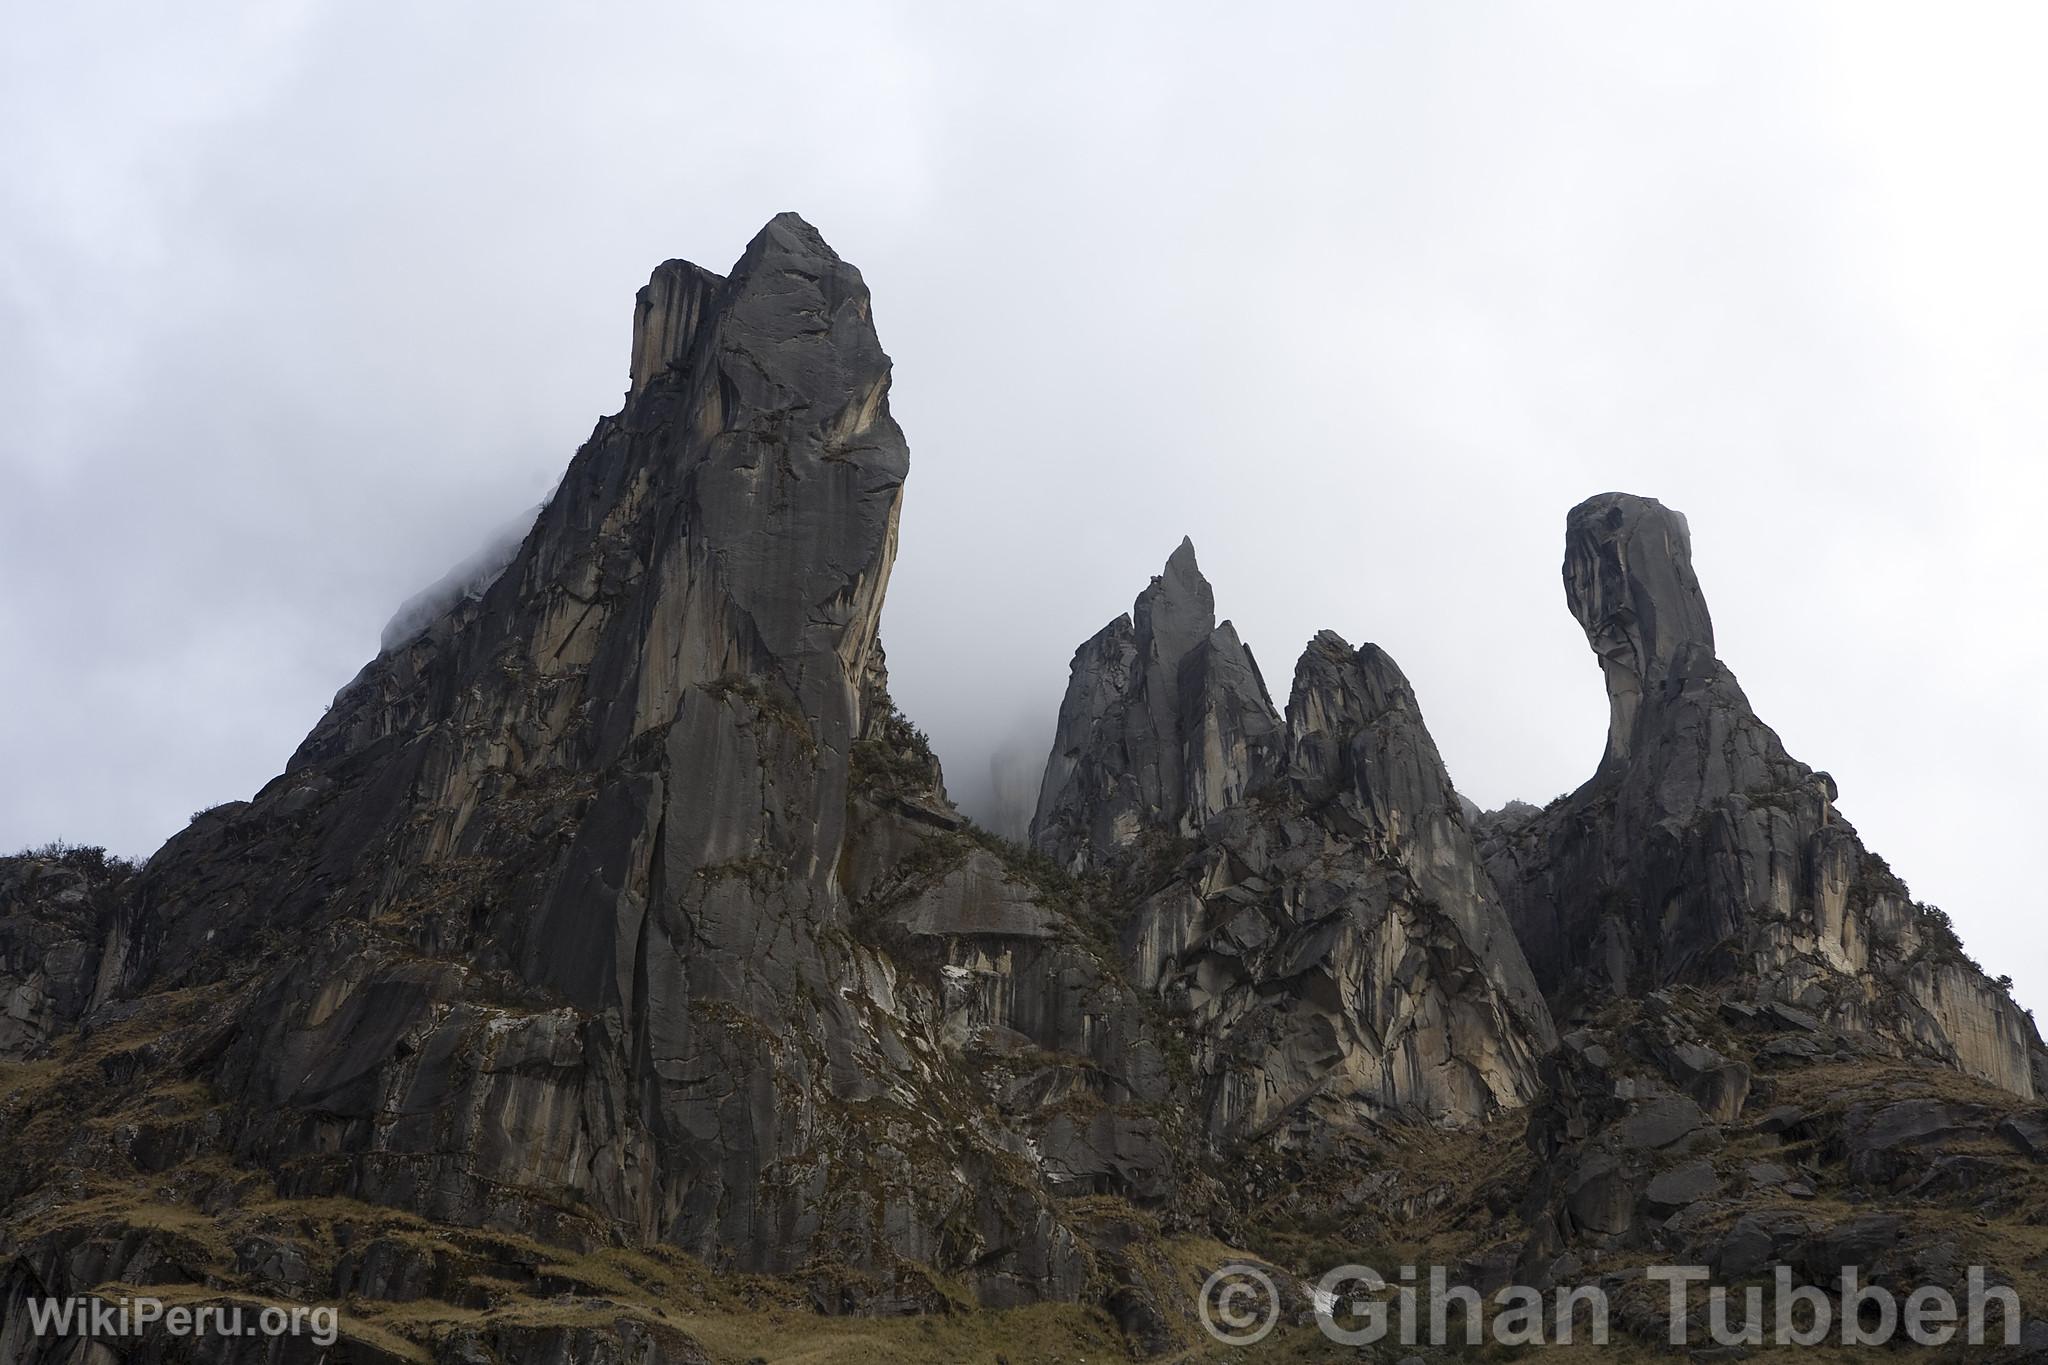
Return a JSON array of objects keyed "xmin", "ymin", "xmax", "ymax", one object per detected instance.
[
  {"xmin": 1033, "ymin": 546, "xmax": 1557, "ymax": 1131},
  {"xmin": 1480, "ymin": 492, "xmax": 2041, "ymax": 1096}
]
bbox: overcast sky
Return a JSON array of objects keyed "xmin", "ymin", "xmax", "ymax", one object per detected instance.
[{"xmin": 5, "ymin": 3, "xmax": 2044, "ymax": 1010}]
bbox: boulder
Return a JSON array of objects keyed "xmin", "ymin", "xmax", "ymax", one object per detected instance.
[
  {"xmin": 1842, "ymin": 1099, "xmax": 1998, "ymax": 1185},
  {"xmin": 1620, "ymin": 1094, "xmax": 1711, "ymax": 1152},
  {"xmin": 1996, "ymin": 1112, "xmax": 2048, "ymax": 1162},
  {"xmin": 1644, "ymin": 1159, "xmax": 1720, "ymax": 1212}
]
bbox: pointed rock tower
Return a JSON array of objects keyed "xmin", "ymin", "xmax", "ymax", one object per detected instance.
[{"xmin": 1034, "ymin": 538, "xmax": 1284, "ymax": 869}]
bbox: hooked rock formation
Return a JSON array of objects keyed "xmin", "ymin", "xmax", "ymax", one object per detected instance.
[{"xmin": 1480, "ymin": 493, "xmax": 2040, "ymax": 1096}]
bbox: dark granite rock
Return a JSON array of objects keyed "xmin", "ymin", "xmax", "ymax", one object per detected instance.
[
  {"xmin": 0, "ymin": 849, "xmax": 140, "ymax": 1059},
  {"xmin": 1713, "ymin": 1209, "xmax": 1823, "ymax": 1278},
  {"xmin": 8, "ymin": 232, "xmax": 2048, "ymax": 1365},
  {"xmin": 1757, "ymin": 1105, "xmax": 1809, "ymax": 1135},
  {"xmin": 1842, "ymin": 1098, "xmax": 1999, "ymax": 1186},
  {"xmin": 1621, "ymin": 1094, "xmax": 1711, "ymax": 1151},
  {"xmin": 1996, "ymin": 1111, "xmax": 2048, "ymax": 1161},
  {"xmin": 1563, "ymin": 1153, "xmax": 1634, "ymax": 1238}
]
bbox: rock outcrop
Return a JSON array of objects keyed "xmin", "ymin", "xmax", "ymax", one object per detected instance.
[
  {"xmin": 1481, "ymin": 492, "xmax": 2041, "ymax": 1096},
  {"xmin": 1034, "ymin": 546, "xmax": 1557, "ymax": 1132}
]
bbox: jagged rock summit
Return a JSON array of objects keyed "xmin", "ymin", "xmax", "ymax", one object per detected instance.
[
  {"xmin": 1034, "ymin": 541, "xmax": 1557, "ymax": 1129},
  {"xmin": 1033, "ymin": 537, "xmax": 1281, "ymax": 871},
  {"xmin": 1482, "ymin": 491, "xmax": 2040, "ymax": 1095}
]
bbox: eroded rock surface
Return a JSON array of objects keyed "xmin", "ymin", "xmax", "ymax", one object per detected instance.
[{"xmin": 0, "ymin": 848, "xmax": 138, "ymax": 1058}]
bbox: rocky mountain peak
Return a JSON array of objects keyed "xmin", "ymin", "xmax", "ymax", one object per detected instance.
[
  {"xmin": 629, "ymin": 212, "xmax": 861, "ymax": 402},
  {"xmin": 627, "ymin": 257, "xmax": 720, "ymax": 398},
  {"xmin": 1286, "ymin": 631, "xmax": 1416, "ymax": 751},
  {"xmin": 1036, "ymin": 551, "xmax": 1555, "ymax": 1128},
  {"xmin": 1133, "ymin": 535, "xmax": 1212, "ymax": 649},
  {"xmin": 63, "ymin": 219, "xmax": 1102, "ymax": 1299}
]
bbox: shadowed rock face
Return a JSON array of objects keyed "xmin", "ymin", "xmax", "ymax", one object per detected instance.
[
  {"xmin": 1033, "ymin": 547, "xmax": 1556, "ymax": 1130},
  {"xmin": 0, "ymin": 851, "xmax": 136, "ymax": 1057},
  {"xmin": 1482, "ymin": 492, "xmax": 2041, "ymax": 1097}
]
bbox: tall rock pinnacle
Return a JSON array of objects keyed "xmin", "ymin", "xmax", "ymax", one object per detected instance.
[
  {"xmin": 1483, "ymin": 492, "xmax": 2040, "ymax": 1096},
  {"xmin": 95, "ymin": 217, "xmax": 1153, "ymax": 1302}
]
